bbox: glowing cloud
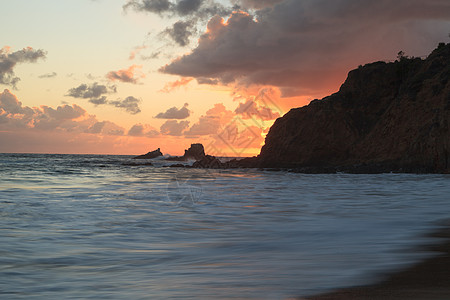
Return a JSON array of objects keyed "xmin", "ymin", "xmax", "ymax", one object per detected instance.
[
  {"xmin": 106, "ymin": 65, "xmax": 145, "ymax": 84},
  {"xmin": 160, "ymin": 77, "xmax": 193, "ymax": 93},
  {"xmin": 160, "ymin": 1, "xmax": 450, "ymax": 96},
  {"xmin": 185, "ymin": 103, "xmax": 234, "ymax": 136}
]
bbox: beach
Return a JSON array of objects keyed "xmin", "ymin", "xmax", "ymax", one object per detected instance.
[{"xmin": 303, "ymin": 221, "xmax": 450, "ymax": 299}]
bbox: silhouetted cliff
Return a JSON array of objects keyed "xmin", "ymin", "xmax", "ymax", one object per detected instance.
[{"xmin": 258, "ymin": 43, "xmax": 450, "ymax": 173}]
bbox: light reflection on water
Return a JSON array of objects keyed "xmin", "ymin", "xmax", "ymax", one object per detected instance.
[{"xmin": 1, "ymin": 154, "xmax": 450, "ymax": 299}]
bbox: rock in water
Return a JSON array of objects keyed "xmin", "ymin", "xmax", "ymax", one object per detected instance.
[
  {"xmin": 192, "ymin": 155, "xmax": 223, "ymax": 168},
  {"xmin": 183, "ymin": 143, "xmax": 206, "ymax": 160},
  {"xmin": 133, "ymin": 148, "xmax": 163, "ymax": 159},
  {"xmin": 258, "ymin": 43, "xmax": 450, "ymax": 173}
]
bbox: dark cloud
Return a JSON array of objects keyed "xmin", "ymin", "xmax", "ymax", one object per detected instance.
[
  {"xmin": 124, "ymin": 0, "xmax": 228, "ymax": 18},
  {"xmin": 85, "ymin": 121, "xmax": 125, "ymax": 136},
  {"xmin": 0, "ymin": 47, "xmax": 46, "ymax": 88},
  {"xmin": 128, "ymin": 124, "xmax": 145, "ymax": 136},
  {"xmin": 163, "ymin": 20, "xmax": 196, "ymax": 46},
  {"xmin": 196, "ymin": 77, "xmax": 219, "ymax": 85},
  {"xmin": 106, "ymin": 65, "xmax": 144, "ymax": 84},
  {"xmin": 232, "ymin": 0, "xmax": 283, "ymax": 9},
  {"xmin": 42, "ymin": 104, "xmax": 86, "ymax": 120},
  {"xmin": 89, "ymin": 96, "xmax": 108, "ymax": 105},
  {"xmin": 67, "ymin": 83, "xmax": 141, "ymax": 114},
  {"xmin": 141, "ymin": 51, "xmax": 161, "ymax": 60},
  {"xmin": 67, "ymin": 82, "xmax": 117, "ymax": 99},
  {"xmin": 38, "ymin": 72, "xmax": 57, "ymax": 79},
  {"xmin": 110, "ymin": 96, "xmax": 142, "ymax": 114},
  {"xmin": 124, "ymin": 0, "xmax": 172, "ymax": 14},
  {"xmin": 128, "ymin": 123, "xmax": 160, "ymax": 137},
  {"xmin": 161, "ymin": 0, "xmax": 450, "ymax": 95},
  {"xmin": 85, "ymin": 121, "xmax": 105, "ymax": 134},
  {"xmin": 1, "ymin": 89, "xmax": 85, "ymax": 131},
  {"xmin": 33, "ymin": 104, "xmax": 87, "ymax": 131},
  {"xmin": 155, "ymin": 103, "xmax": 190, "ymax": 119},
  {"xmin": 160, "ymin": 119, "xmax": 190, "ymax": 136},
  {"xmin": 0, "ymin": 88, "xmax": 30, "ymax": 115},
  {"xmin": 176, "ymin": 0, "xmax": 203, "ymax": 15},
  {"xmin": 124, "ymin": 0, "xmax": 231, "ymax": 46}
]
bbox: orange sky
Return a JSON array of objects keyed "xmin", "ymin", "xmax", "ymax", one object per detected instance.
[{"xmin": 1, "ymin": 0, "xmax": 449, "ymax": 156}]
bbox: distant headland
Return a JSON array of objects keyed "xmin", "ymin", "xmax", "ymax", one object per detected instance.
[{"xmin": 135, "ymin": 43, "xmax": 450, "ymax": 174}]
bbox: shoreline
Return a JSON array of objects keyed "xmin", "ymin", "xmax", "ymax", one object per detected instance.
[{"xmin": 300, "ymin": 221, "xmax": 450, "ymax": 299}]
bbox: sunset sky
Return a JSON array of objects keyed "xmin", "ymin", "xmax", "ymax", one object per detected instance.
[{"xmin": 1, "ymin": 0, "xmax": 449, "ymax": 156}]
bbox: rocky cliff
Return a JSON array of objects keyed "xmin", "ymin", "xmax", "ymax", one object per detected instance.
[{"xmin": 257, "ymin": 43, "xmax": 450, "ymax": 173}]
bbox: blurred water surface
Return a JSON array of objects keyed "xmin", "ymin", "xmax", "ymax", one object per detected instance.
[{"xmin": 1, "ymin": 153, "xmax": 450, "ymax": 299}]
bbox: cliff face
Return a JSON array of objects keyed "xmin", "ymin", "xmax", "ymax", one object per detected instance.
[{"xmin": 258, "ymin": 43, "xmax": 450, "ymax": 173}]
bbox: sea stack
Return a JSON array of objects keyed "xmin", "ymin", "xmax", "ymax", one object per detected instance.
[
  {"xmin": 183, "ymin": 143, "xmax": 206, "ymax": 160},
  {"xmin": 133, "ymin": 148, "xmax": 163, "ymax": 159}
]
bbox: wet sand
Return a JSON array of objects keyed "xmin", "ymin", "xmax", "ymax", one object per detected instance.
[{"xmin": 301, "ymin": 223, "xmax": 450, "ymax": 300}]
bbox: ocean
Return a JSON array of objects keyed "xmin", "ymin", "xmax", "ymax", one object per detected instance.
[{"xmin": 1, "ymin": 153, "xmax": 450, "ymax": 299}]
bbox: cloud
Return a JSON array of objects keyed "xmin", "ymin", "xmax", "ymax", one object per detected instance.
[
  {"xmin": 66, "ymin": 83, "xmax": 142, "ymax": 114},
  {"xmin": 124, "ymin": 0, "xmax": 172, "ymax": 14},
  {"xmin": 196, "ymin": 77, "xmax": 219, "ymax": 85},
  {"xmin": 38, "ymin": 72, "xmax": 57, "ymax": 79},
  {"xmin": 235, "ymin": 99, "xmax": 280, "ymax": 120},
  {"xmin": 67, "ymin": 82, "xmax": 117, "ymax": 100},
  {"xmin": 129, "ymin": 45, "xmax": 147, "ymax": 60},
  {"xmin": 0, "ymin": 46, "xmax": 46, "ymax": 88},
  {"xmin": 155, "ymin": 103, "xmax": 190, "ymax": 119},
  {"xmin": 124, "ymin": 0, "xmax": 229, "ymax": 18},
  {"xmin": 89, "ymin": 96, "xmax": 108, "ymax": 105},
  {"xmin": 124, "ymin": 0, "xmax": 231, "ymax": 46},
  {"xmin": 232, "ymin": 0, "xmax": 283, "ymax": 9},
  {"xmin": 160, "ymin": 77, "xmax": 192, "ymax": 93},
  {"xmin": 0, "ymin": 89, "xmax": 129, "ymax": 136},
  {"xmin": 160, "ymin": 0, "xmax": 450, "ymax": 96},
  {"xmin": 160, "ymin": 120, "xmax": 190, "ymax": 136},
  {"xmin": 128, "ymin": 123, "xmax": 160, "ymax": 137},
  {"xmin": 0, "ymin": 90, "xmax": 173, "ymax": 155},
  {"xmin": 85, "ymin": 121, "xmax": 125, "ymax": 136},
  {"xmin": 184, "ymin": 103, "xmax": 233, "ymax": 136},
  {"xmin": 106, "ymin": 65, "xmax": 145, "ymax": 84},
  {"xmin": 184, "ymin": 115, "xmax": 220, "ymax": 136},
  {"xmin": 141, "ymin": 51, "xmax": 161, "ymax": 60},
  {"xmin": 176, "ymin": 0, "xmax": 203, "ymax": 15},
  {"xmin": 0, "ymin": 89, "xmax": 28, "ymax": 114},
  {"xmin": 110, "ymin": 96, "xmax": 142, "ymax": 114},
  {"xmin": 163, "ymin": 20, "xmax": 196, "ymax": 46}
]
